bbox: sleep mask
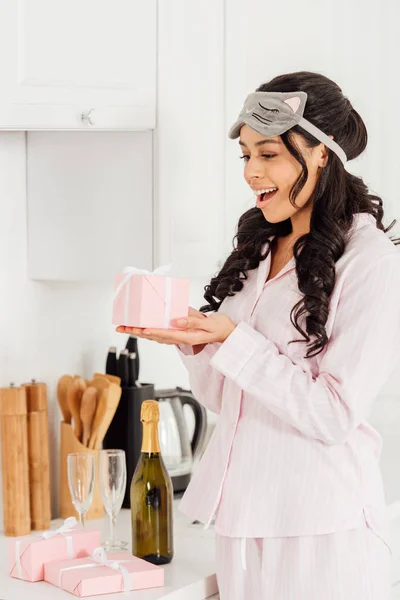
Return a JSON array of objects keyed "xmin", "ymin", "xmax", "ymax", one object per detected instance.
[{"xmin": 228, "ymin": 91, "xmax": 347, "ymax": 165}]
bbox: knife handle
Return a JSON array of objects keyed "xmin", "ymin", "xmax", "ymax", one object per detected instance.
[
  {"xmin": 106, "ymin": 346, "xmax": 118, "ymax": 376},
  {"xmin": 117, "ymin": 350, "xmax": 129, "ymax": 387}
]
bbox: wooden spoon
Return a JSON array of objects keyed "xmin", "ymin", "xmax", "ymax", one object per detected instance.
[
  {"xmin": 80, "ymin": 386, "xmax": 97, "ymax": 447},
  {"xmin": 88, "ymin": 379, "xmax": 110, "ymax": 449},
  {"xmin": 89, "ymin": 377, "xmax": 110, "ymax": 395},
  {"xmin": 93, "ymin": 372, "xmax": 121, "ymax": 386},
  {"xmin": 57, "ymin": 375, "xmax": 73, "ymax": 423},
  {"xmin": 67, "ymin": 376, "xmax": 86, "ymax": 441},
  {"xmin": 93, "ymin": 382, "xmax": 122, "ymax": 450}
]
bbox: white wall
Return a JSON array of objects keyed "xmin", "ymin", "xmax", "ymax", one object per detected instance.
[
  {"xmin": 0, "ymin": 132, "xmax": 209, "ymax": 524},
  {"xmin": 223, "ymin": 0, "xmax": 400, "ymax": 509}
]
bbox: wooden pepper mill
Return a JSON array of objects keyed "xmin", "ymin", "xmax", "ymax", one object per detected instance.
[
  {"xmin": 22, "ymin": 379, "xmax": 51, "ymax": 531},
  {"xmin": 0, "ymin": 384, "xmax": 31, "ymax": 536}
]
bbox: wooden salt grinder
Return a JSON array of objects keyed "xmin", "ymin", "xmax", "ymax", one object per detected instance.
[
  {"xmin": 22, "ymin": 379, "xmax": 51, "ymax": 531},
  {"xmin": 0, "ymin": 384, "xmax": 31, "ymax": 536}
]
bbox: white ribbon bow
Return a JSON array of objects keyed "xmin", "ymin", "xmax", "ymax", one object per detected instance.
[
  {"xmin": 14, "ymin": 517, "xmax": 77, "ymax": 580},
  {"xmin": 114, "ymin": 263, "xmax": 173, "ymax": 328},
  {"xmin": 41, "ymin": 516, "xmax": 77, "ymax": 540},
  {"xmin": 122, "ymin": 264, "xmax": 172, "ymax": 277},
  {"xmin": 58, "ymin": 546, "xmax": 131, "ymax": 592}
]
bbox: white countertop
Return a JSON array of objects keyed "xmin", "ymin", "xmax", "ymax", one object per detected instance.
[
  {"xmin": 0, "ymin": 500, "xmax": 218, "ymax": 600},
  {"xmin": 6, "ymin": 502, "xmax": 400, "ymax": 598}
]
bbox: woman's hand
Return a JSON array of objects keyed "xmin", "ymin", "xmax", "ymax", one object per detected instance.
[{"xmin": 115, "ymin": 307, "xmax": 237, "ymax": 346}]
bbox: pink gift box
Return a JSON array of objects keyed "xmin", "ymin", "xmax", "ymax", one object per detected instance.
[
  {"xmin": 44, "ymin": 551, "xmax": 165, "ymax": 597},
  {"xmin": 112, "ymin": 271, "xmax": 190, "ymax": 329},
  {"xmin": 9, "ymin": 526, "xmax": 101, "ymax": 582}
]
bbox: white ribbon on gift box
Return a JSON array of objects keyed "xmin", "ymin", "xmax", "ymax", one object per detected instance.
[
  {"xmin": 58, "ymin": 546, "xmax": 132, "ymax": 593},
  {"xmin": 14, "ymin": 516, "xmax": 77, "ymax": 579},
  {"xmin": 113, "ymin": 264, "xmax": 173, "ymax": 329}
]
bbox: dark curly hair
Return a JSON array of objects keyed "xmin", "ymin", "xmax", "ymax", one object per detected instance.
[{"xmin": 200, "ymin": 71, "xmax": 400, "ymax": 358}]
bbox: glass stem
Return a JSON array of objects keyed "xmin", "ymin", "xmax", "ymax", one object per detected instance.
[
  {"xmin": 110, "ymin": 514, "xmax": 117, "ymax": 546},
  {"xmin": 79, "ymin": 511, "xmax": 86, "ymax": 529}
]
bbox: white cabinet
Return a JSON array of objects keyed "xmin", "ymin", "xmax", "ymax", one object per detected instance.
[
  {"xmin": 27, "ymin": 131, "xmax": 153, "ymax": 281},
  {"xmin": 154, "ymin": 0, "xmax": 225, "ymax": 279},
  {"xmin": 0, "ymin": 0, "xmax": 156, "ymax": 130}
]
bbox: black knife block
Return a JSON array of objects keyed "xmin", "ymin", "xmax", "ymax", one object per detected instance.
[{"xmin": 102, "ymin": 383, "xmax": 155, "ymax": 508}]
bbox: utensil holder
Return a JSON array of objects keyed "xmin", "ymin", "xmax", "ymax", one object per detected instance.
[
  {"xmin": 60, "ymin": 422, "xmax": 104, "ymax": 520},
  {"xmin": 103, "ymin": 383, "xmax": 155, "ymax": 508}
]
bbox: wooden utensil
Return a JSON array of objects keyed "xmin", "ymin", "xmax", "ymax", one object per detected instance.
[
  {"xmin": 93, "ymin": 383, "xmax": 122, "ymax": 450},
  {"xmin": 57, "ymin": 374, "xmax": 73, "ymax": 423},
  {"xmin": 93, "ymin": 372, "xmax": 121, "ymax": 386},
  {"xmin": 89, "ymin": 377, "xmax": 110, "ymax": 395},
  {"xmin": 88, "ymin": 384, "xmax": 109, "ymax": 450},
  {"xmin": 67, "ymin": 376, "xmax": 86, "ymax": 441},
  {"xmin": 88, "ymin": 382, "xmax": 121, "ymax": 450},
  {"xmin": 80, "ymin": 386, "xmax": 98, "ymax": 447}
]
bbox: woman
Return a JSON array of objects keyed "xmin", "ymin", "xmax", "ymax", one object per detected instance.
[{"xmin": 117, "ymin": 71, "xmax": 400, "ymax": 599}]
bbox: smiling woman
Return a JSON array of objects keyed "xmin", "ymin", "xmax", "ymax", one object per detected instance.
[
  {"xmin": 201, "ymin": 72, "xmax": 399, "ymax": 359},
  {"xmin": 117, "ymin": 70, "xmax": 400, "ymax": 600}
]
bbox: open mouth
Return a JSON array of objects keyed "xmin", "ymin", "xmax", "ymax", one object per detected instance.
[{"xmin": 257, "ymin": 188, "xmax": 278, "ymax": 206}]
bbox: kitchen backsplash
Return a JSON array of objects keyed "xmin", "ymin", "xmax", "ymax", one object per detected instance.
[{"xmin": 0, "ymin": 131, "xmax": 213, "ymax": 527}]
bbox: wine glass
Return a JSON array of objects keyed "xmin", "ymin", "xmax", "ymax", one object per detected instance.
[
  {"xmin": 67, "ymin": 452, "xmax": 95, "ymax": 528},
  {"xmin": 99, "ymin": 449, "xmax": 127, "ymax": 552}
]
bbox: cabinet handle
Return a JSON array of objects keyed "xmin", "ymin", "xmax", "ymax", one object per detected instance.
[{"xmin": 81, "ymin": 109, "xmax": 95, "ymax": 126}]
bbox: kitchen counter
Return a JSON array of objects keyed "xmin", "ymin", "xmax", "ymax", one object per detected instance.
[
  {"xmin": 6, "ymin": 502, "xmax": 400, "ymax": 598},
  {"xmin": 0, "ymin": 500, "xmax": 219, "ymax": 600}
]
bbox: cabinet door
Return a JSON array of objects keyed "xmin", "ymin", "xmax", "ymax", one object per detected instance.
[
  {"xmin": 27, "ymin": 131, "xmax": 153, "ymax": 281},
  {"xmin": 155, "ymin": 0, "xmax": 225, "ymax": 279},
  {"xmin": 0, "ymin": 0, "xmax": 156, "ymax": 130}
]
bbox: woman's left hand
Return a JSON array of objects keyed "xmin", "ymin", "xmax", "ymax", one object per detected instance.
[{"xmin": 115, "ymin": 312, "xmax": 237, "ymax": 346}]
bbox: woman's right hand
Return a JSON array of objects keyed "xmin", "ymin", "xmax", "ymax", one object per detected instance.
[
  {"xmin": 187, "ymin": 307, "xmax": 207, "ymax": 320},
  {"xmin": 116, "ymin": 306, "xmax": 208, "ymax": 354},
  {"xmin": 185, "ymin": 308, "xmax": 207, "ymax": 354}
]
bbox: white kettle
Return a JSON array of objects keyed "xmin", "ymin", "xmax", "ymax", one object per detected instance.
[{"xmin": 155, "ymin": 387, "xmax": 208, "ymax": 493}]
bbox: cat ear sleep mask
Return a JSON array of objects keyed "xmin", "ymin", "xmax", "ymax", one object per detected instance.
[{"xmin": 228, "ymin": 91, "xmax": 347, "ymax": 165}]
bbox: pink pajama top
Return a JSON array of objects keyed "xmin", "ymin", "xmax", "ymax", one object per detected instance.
[{"xmin": 177, "ymin": 213, "xmax": 400, "ymax": 541}]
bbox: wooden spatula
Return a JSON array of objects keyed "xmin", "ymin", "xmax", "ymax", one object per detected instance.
[
  {"xmin": 57, "ymin": 375, "xmax": 73, "ymax": 423},
  {"xmin": 93, "ymin": 372, "xmax": 121, "ymax": 386},
  {"xmin": 88, "ymin": 379, "xmax": 110, "ymax": 449},
  {"xmin": 89, "ymin": 377, "xmax": 110, "ymax": 395},
  {"xmin": 93, "ymin": 383, "xmax": 122, "ymax": 450},
  {"xmin": 80, "ymin": 386, "xmax": 97, "ymax": 447},
  {"xmin": 67, "ymin": 376, "xmax": 87, "ymax": 441}
]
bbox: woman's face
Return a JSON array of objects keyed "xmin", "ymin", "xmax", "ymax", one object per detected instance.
[{"xmin": 239, "ymin": 124, "xmax": 330, "ymax": 224}]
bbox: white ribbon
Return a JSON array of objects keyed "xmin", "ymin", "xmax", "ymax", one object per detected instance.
[
  {"xmin": 41, "ymin": 516, "xmax": 77, "ymax": 559},
  {"xmin": 114, "ymin": 263, "xmax": 173, "ymax": 328},
  {"xmin": 13, "ymin": 517, "xmax": 78, "ymax": 579},
  {"xmin": 15, "ymin": 541, "xmax": 23, "ymax": 579},
  {"xmin": 42, "ymin": 516, "xmax": 77, "ymax": 539},
  {"xmin": 122, "ymin": 264, "xmax": 172, "ymax": 277},
  {"xmin": 58, "ymin": 546, "xmax": 131, "ymax": 592}
]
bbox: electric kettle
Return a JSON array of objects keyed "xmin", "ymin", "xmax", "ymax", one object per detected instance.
[{"xmin": 155, "ymin": 387, "xmax": 208, "ymax": 493}]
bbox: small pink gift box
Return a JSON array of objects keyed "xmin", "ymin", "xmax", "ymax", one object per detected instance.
[
  {"xmin": 44, "ymin": 547, "xmax": 165, "ymax": 597},
  {"xmin": 9, "ymin": 517, "xmax": 101, "ymax": 582},
  {"xmin": 112, "ymin": 265, "xmax": 190, "ymax": 329}
]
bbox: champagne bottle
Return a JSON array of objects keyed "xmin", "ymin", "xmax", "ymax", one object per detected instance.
[{"xmin": 130, "ymin": 400, "xmax": 173, "ymax": 565}]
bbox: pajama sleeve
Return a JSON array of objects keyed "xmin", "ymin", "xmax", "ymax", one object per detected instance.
[
  {"xmin": 209, "ymin": 252, "xmax": 400, "ymax": 444},
  {"xmin": 176, "ymin": 343, "xmax": 224, "ymax": 414}
]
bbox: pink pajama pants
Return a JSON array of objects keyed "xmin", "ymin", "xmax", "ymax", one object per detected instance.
[{"xmin": 215, "ymin": 521, "xmax": 391, "ymax": 599}]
